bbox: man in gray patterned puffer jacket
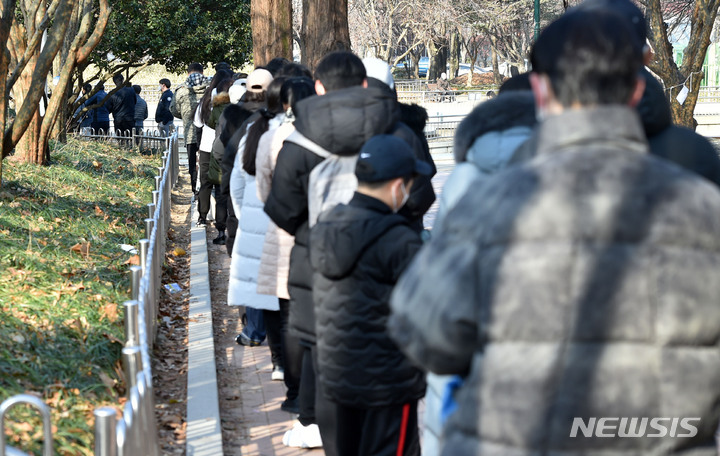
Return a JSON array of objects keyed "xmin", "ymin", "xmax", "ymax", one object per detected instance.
[{"xmin": 390, "ymin": 7, "xmax": 720, "ymax": 456}]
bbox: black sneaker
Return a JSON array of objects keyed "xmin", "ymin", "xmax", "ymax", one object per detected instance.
[
  {"xmin": 280, "ymin": 397, "xmax": 300, "ymax": 414},
  {"xmin": 196, "ymin": 217, "xmax": 207, "ymax": 226},
  {"xmin": 213, "ymin": 231, "xmax": 226, "ymax": 245},
  {"xmin": 235, "ymin": 333, "xmax": 262, "ymax": 347}
]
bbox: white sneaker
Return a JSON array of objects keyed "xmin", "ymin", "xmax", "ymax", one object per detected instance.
[
  {"xmin": 282, "ymin": 422, "xmax": 323, "ymax": 448},
  {"xmin": 271, "ymin": 365, "xmax": 284, "ymax": 381}
]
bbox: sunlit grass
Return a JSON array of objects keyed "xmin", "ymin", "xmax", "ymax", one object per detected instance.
[{"xmin": 0, "ymin": 138, "xmax": 159, "ymax": 455}]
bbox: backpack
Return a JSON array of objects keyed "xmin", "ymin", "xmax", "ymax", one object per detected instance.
[{"xmin": 285, "ymin": 130, "xmax": 359, "ymax": 227}]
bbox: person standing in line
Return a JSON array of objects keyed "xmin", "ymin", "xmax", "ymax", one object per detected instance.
[
  {"xmin": 255, "ymin": 76, "xmax": 315, "ymax": 414},
  {"xmin": 105, "ymin": 73, "xmax": 136, "ymax": 144},
  {"xmin": 310, "ymin": 135, "xmax": 430, "ymax": 456},
  {"xmin": 194, "ymin": 69, "xmax": 233, "ymax": 225},
  {"xmin": 264, "ymin": 51, "xmax": 432, "ymax": 452},
  {"xmin": 170, "ymin": 63, "xmax": 208, "ymax": 195},
  {"xmin": 133, "ymin": 85, "xmax": 148, "ymax": 146},
  {"xmin": 389, "ymin": 8, "xmax": 720, "ymax": 455},
  {"xmin": 88, "ymin": 82, "xmax": 110, "ymax": 134},
  {"xmin": 156, "ymin": 78, "xmax": 174, "ymax": 137}
]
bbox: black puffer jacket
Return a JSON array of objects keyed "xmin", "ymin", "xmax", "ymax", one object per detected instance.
[
  {"xmin": 637, "ymin": 69, "xmax": 720, "ymax": 187},
  {"xmin": 222, "ymin": 101, "xmax": 264, "ymax": 255},
  {"xmin": 310, "ymin": 193, "xmax": 426, "ymax": 407},
  {"xmin": 105, "ymin": 87, "xmax": 137, "ymax": 123},
  {"xmin": 264, "ymin": 86, "xmax": 400, "ymax": 343}
]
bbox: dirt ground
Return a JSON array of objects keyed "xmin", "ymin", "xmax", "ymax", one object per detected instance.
[
  {"xmin": 150, "ymin": 172, "xmax": 248, "ymax": 455},
  {"xmin": 151, "ymin": 173, "xmax": 191, "ymax": 455}
]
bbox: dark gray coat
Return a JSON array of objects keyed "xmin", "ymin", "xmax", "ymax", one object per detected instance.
[{"xmin": 390, "ymin": 106, "xmax": 720, "ymax": 455}]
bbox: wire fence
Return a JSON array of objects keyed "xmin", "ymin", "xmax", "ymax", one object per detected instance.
[{"xmin": 1, "ymin": 132, "xmax": 179, "ymax": 456}]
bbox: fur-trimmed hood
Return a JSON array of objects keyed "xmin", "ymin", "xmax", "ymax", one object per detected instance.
[
  {"xmin": 453, "ymin": 91, "xmax": 536, "ymax": 162},
  {"xmin": 213, "ymin": 91, "xmax": 230, "ymax": 107}
]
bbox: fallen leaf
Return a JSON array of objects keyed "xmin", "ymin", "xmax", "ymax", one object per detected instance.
[
  {"xmin": 173, "ymin": 247, "xmax": 186, "ymax": 257},
  {"xmin": 94, "ymin": 205, "xmax": 104, "ymax": 216},
  {"xmin": 124, "ymin": 255, "xmax": 140, "ymax": 265},
  {"xmin": 92, "ymin": 160, "xmax": 102, "ymax": 168},
  {"xmin": 100, "ymin": 302, "xmax": 119, "ymax": 322},
  {"xmin": 70, "ymin": 242, "xmax": 90, "ymax": 258}
]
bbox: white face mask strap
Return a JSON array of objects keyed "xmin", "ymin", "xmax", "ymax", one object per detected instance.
[{"xmin": 391, "ymin": 184, "xmax": 399, "ymax": 212}]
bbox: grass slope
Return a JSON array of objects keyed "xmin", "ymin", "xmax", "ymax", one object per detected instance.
[{"xmin": 0, "ymin": 138, "xmax": 160, "ymax": 455}]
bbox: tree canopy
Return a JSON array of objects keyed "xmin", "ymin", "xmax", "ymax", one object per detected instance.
[{"xmin": 92, "ymin": 0, "xmax": 253, "ymax": 73}]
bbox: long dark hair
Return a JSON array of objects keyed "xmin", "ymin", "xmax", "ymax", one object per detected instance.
[
  {"xmin": 281, "ymin": 77, "xmax": 315, "ymax": 115},
  {"xmin": 198, "ymin": 69, "xmax": 232, "ymax": 124},
  {"xmin": 242, "ymin": 77, "xmax": 286, "ymax": 176}
]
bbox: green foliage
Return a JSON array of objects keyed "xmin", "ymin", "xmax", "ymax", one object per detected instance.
[
  {"xmin": 0, "ymin": 138, "xmax": 159, "ymax": 455},
  {"xmin": 92, "ymin": 0, "xmax": 253, "ymax": 73}
]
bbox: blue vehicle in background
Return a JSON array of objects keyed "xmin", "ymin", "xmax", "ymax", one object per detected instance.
[
  {"xmin": 417, "ymin": 56, "xmax": 429, "ymax": 77},
  {"xmin": 394, "ymin": 57, "xmax": 429, "ymax": 77}
]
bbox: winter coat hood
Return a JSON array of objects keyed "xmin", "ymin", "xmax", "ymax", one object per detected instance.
[
  {"xmin": 311, "ymin": 193, "xmax": 406, "ymax": 279},
  {"xmin": 292, "ymin": 86, "xmax": 399, "ymax": 156},
  {"xmin": 213, "ymin": 91, "xmax": 230, "ymax": 107},
  {"xmin": 637, "ymin": 69, "xmax": 672, "ymax": 138},
  {"xmin": 398, "ymin": 103, "xmax": 429, "ymax": 140},
  {"xmin": 454, "ymin": 90, "xmax": 536, "ymax": 162}
]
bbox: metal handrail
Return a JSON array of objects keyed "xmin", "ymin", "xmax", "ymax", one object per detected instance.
[
  {"xmin": 0, "ymin": 395, "xmax": 53, "ymax": 456},
  {"xmin": 91, "ymin": 131, "xmax": 178, "ymax": 456}
]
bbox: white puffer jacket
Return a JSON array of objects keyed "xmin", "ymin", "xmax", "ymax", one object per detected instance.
[
  {"xmin": 255, "ymin": 115, "xmax": 296, "ymax": 300},
  {"xmin": 227, "ymin": 122, "xmax": 278, "ymax": 310}
]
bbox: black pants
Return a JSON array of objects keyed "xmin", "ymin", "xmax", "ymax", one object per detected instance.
[
  {"xmin": 275, "ymin": 298, "xmax": 300, "ymax": 401},
  {"xmin": 263, "ymin": 308, "xmax": 282, "ymax": 368},
  {"xmin": 187, "ymin": 143, "xmax": 198, "ymax": 193},
  {"xmin": 296, "ymin": 342, "xmax": 339, "ymax": 455},
  {"xmin": 134, "ymin": 125, "xmax": 144, "ymax": 146},
  {"xmin": 114, "ymin": 120, "xmax": 134, "ymax": 146},
  {"xmin": 91, "ymin": 121, "xmax": 110, "ymax": 135},
  {"xmin": 225, "ymin": 201, "xmax": 238, "ymax": 256},
  {"xmin": 198, "ymin": 150, "xmax": 218, "ymax": 219},
  {"xmin": 312, "ymin": 344, "xmax": 338, "ymax": 456},
  {"xmin": 335, "ymin": 401, "xmax": 420, "ymax": 456},
  {"xmin": 215, "ymin": 189, "xmax": 227, "ymax": 232}
]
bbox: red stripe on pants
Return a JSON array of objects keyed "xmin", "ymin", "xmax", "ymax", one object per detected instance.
[{"xmin": 396, "ymin": 403, "xmax": 411, "ymax": 456}]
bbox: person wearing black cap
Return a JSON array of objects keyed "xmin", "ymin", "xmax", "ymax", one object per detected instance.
[{"xmin": 309, "ymin": 135, "xmax": 429, "ymax": 456}]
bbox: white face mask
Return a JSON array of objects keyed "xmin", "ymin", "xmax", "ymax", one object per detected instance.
[
  {"xmin": 391, "ymin": 181, "xmax": 410, "ymax": 213},
  {"xmin": 158, "ymin": 85, "xmax": 163, "ymax": 92}
]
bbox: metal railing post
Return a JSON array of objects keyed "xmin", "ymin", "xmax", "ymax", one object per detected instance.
[
  {"xmin": 123, "ymin": 300, "xmax": 139, "ymax": 347},
  {"xmin": 130, "ymin": 266, "xmax": 143, "ymax": 301},
  {"xmin": 94, "ymin": 407, "xmax": 118, "ymax": 456},
  {"xmin": 139, "ymin": 239, "xmax": 150, "ymax": 277}
]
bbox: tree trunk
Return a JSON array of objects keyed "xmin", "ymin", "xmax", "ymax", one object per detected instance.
[
  {"xmin": 646, "ymin": 0, "xmax": 720, "ymax": 128},
  {"xmin": 0, "ymin": 0, "xmax": 18, "ymax": 186},
  {"xmin": 301, "ymin": 0, "xmax": 350, "ymax": 70},
  {"xmin": 251, "ymin": 0, "xmax": 293, "ymax": 66},
  {"xmin": 491, "ymin": 34, "xmax": 501, "ymax": 86},
  {"xmin": 449, "ymin": 29, "xmax": 460, "ymax": 79},
  {"xmin": 428, "ymin": 39, "xmax": 447, "ymax": 81}
]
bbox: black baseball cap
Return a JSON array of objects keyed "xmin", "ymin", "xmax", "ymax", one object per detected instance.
[
  {"xmin": 574, "ymin": 0, "xmax": 647, "ymax": 55},
  {"xmin": 355, "ymin": 135, "xmax": 432, "ymax": 183}
]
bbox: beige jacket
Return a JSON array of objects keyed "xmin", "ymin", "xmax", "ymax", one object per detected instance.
[{"xmin": 255, "ymin": 115, "xmax": 296, "ymax": 300}]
